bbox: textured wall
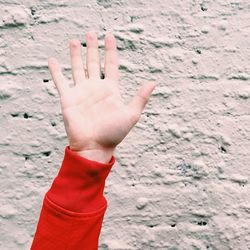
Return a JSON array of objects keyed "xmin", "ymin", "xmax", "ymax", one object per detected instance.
[{"xmin": 0, "ymin": 0, "xmax": 250, "ymax": 249}]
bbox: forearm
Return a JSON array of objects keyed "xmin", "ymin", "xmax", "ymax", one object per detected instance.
[
  {"xmin": 30, "ymin": 145, "xmax": 116, "ymax": 249},
  {"xmin": 46, "ymin": 145, "xmax": 115, "ymax": 213}
]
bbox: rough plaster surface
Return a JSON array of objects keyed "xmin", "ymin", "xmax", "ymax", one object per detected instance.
[{"xmin": 0, "ymin": 0, "xmax": 250, "ymax": 249}]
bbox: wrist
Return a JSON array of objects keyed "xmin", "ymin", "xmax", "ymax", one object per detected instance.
[
  {"xmin": 46, "ymin": 145, "xmax": 116, "ymax": 213},
  {"xmin": 69, "ymin": 147, "xmax": 115, "ymax": 164}
]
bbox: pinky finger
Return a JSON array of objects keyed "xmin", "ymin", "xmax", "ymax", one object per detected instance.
[{"xmin": 48, "ymin": 57, "xmax": 70, "ymax": 96}]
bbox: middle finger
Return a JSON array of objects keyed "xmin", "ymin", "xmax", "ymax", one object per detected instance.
[{"xmin": 86, "ymin": 31, "xmax": 101, "ymax": 79}]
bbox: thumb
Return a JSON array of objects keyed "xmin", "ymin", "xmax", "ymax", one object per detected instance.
[{"xmin": 128, "ymin": 81, "xmax": 156, "ymax": 119}]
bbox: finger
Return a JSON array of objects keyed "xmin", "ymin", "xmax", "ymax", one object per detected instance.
[
  {"xmin": 69, "ymin": 39, "xmax": 86, "ymax": 84},
  {"xmin": 104, "ymin": 33, "xmax": 119, "ymax": 81},
  {"xmin": 128, "ymin": 82, "xmax": 156, "ymax": 122},
  {"xmin": 48, "ymin": 57, "xmax": 70, "ymax": 96},
  {"xmin": 86, "ymin": 31, "xmax": 101, "ymax": 78},
  {"xmin": 84, "ymin": 68, "xmax": 89, "ymax": 78}
]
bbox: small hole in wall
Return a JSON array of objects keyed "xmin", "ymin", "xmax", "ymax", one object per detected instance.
[
  {"xmin": 42, "ymin": 151, "xmax": 51, "ymax": 157},
  {"xmin": 219, "ymin": 146, "xmax": 227, "ymax": 153},
  {"xmin": 148, "ymin": 225, "xmax": 155, "ymax": 228},
  {"xmin": 170, "ymin": 224, "xmax": 176, "ymax": 227},
  {"xmin": 81, "ymin": 42, "xmax": 86, "ymax": 47},
  {"xmin": 43, "ymin": 79, "xmax": 49, "ymax": 82},
  {"xmin": 24, "ymin": 113, "xmax": 29, "ymax": 119},
  {"xmin": 30, "ymin": 7, "xmax": 36, "ymax": 15},
  {"xmin": 197, "ymin": 221, "xmax": 207, "ymax": 226},
  {"xmin": 201, "ymin": 5, "xmax": 208, "ymax": 11},
  {"xmin": 51, "ymin": 121, "xmax": 56, "ymax": 127}
]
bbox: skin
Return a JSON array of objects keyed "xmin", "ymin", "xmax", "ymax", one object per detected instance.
[{"xmin": 48, "ymin": 31, "xmax": 156, "ymax": 163}]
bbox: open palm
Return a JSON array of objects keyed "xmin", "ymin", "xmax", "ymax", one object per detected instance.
[{"xmin": 48, "ymin": 31, "xmax": 156, "ymax": 157}]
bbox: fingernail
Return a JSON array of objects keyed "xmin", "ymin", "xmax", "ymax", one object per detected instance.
[
  {"xmin": 87, "ymin": 31, "xmax": 96, "ymax": 39},
  {"xmin": 70, "ymin": 39, "xmax": 80, "ymax": 47},
  {"xmin": 48, "ymin": 57, "xmax": 57, "ymax": 65},
  {"xmin": 106, "ymin": 32, "xmax": 114, "ymax": 40}
]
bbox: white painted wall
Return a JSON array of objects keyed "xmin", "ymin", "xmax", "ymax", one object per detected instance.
[{"xmin": 0, "ymin": 1, "xmax": 249, "ymax": 249}]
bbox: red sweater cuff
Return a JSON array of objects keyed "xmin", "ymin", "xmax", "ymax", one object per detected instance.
[{"xmin": 46, "ymin": 145, "xmax": 116, "ymax": 213}]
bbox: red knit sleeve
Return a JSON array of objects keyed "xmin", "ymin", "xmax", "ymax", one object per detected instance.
[{"xmin": 30, "ymin": 145, "xmax": 116, "ymax": 250}]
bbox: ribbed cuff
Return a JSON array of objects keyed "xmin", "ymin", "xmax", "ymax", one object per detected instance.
[{"xmin": 46, "ymin": 145, "xmax": 116, "ymax": 213}]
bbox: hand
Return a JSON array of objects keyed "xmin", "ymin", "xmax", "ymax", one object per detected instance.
[{"xmin": 48, "ymin": 31, "xmax": 156, "ymax": 163}]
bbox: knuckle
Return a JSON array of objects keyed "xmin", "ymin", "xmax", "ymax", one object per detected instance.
[{"xmin": 130, "ymin": 110, "xmax": 140, "ymax": 123}]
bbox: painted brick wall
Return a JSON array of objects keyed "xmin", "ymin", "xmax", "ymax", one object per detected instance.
[{"xmin": 0, "ymin": 0, "xmax": 249, "ymax": 249}]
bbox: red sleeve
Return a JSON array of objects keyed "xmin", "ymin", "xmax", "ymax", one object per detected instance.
[{"xmin": 30, "ymin": 145, "xmax": 116, "ymax": 250}]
